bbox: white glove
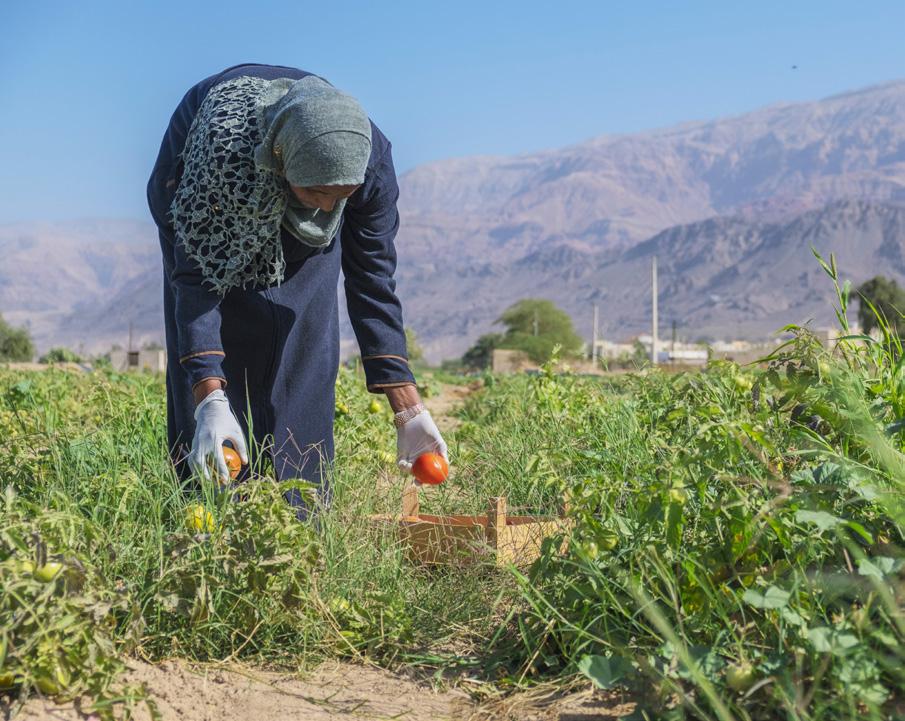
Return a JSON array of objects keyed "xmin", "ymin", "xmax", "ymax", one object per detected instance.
[
  {"xmin": 396, "ymin": 409, "xmax": 448, "ymax": 475},
  {"xmin": 188, "ymin": 389, "xmax": 248, "ymax": 484}
]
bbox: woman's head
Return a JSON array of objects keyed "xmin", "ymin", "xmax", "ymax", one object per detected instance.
[
  {"xmin": 289, "ymin": 184, "xmax": 360, "ymax": 212},
  {"xmin": 256, "ymin": 76, "xmax": 372, "ymax": 190}
]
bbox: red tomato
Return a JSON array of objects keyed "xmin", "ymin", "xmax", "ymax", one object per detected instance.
[
  {"xmin": 412, "ymin": 453, "xmax": 449, "ymax": 485},
  {"xmin": 223, "ymin": 446, "xmax": 242, "ymax": 480}
]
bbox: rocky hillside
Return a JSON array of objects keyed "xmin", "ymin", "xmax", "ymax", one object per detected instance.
[
  {"xmin": 0, "ymin": 220, "xmax": 158, "ymax": 354},
  {"xmin": 396, "ymin": 79, "xmax": 905, "ymax": 263},
  {"xmin": 392, "ymin": 200, "xmax": 905, "ymax": 358}
]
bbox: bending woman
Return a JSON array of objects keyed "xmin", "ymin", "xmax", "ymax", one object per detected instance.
[{"xmin": 146, "ymin": 63, "xmax": 446, "ymax": 507}]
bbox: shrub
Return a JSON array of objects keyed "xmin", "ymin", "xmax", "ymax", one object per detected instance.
[{"xmin": 0, "ymin": 315, "xmax": 34, "ymax": 362}]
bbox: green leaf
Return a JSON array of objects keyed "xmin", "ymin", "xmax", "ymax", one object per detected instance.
[
  {"xmin": 851, "ymin": 479, "xmax": 880, "ymax": 501},
  {"xmin": 843, "ymin": 520, "xmax": 874, "ymax": 544},
  {"xmin": 858, "ymin": 556, "xmax": 902, "ymax": 580},
  {"xmin": 854, "ymin": 682, "xmax": 888, "ymax": 706},
  {"xmin": 807, "ymin": 627, "xmax": 859, "ymax": 656},
  {"xmin": 577, "ymin": 654, "xmax": 632, "ymax": 689},
  {"xmin": 794, "ymin": 509, "xmax": 873, "ymax": 541},
  {"xmin": 795, "ymin": 509, "xmax": 842, "ymax": 531},
  {"xmin": 812, "ymin": 463, "xmax": 842, "ymax": 485},
  {"xmin": 665, "ymin": 499, "xmax": 684, "ymax": 549},
  {"xmin": 666, "ymin": 408, "xmax": 687, "ymax": 422},
  {"xmin": 677, "ymin": 645, "xmax": 724, "ymax": 682},
  {"xmin": 781, "ymin": 607, "xmax": 805, "ymax": 627},
  {"xmin": 742, "ymin": 585, "xmax": 791, "ymax": 610},
  {"xmin": 739, "ymin": 421, "xmax": 776, "ymax": 455}
]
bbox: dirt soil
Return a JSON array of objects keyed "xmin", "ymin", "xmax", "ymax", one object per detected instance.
[
  {"xmin": 7, "ymin": 659, "xmax": 469, "ymax": 721},
  {"xmin": 6, "ymin": 658, "xmax": 633, "ymax": 721},
  {"xmin": 422, "ymin": 380, "xmax": 482, "ymax": 432}
]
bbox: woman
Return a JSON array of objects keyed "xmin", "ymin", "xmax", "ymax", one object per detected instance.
[{"xmin": 146, "ymin": 63, "xmax": 446, "ymax": 507}]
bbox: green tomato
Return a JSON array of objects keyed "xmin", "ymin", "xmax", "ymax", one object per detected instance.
[
  {"xmin": 329, "ymin": 597, "xmax": 352, "ymax": 614},
  {"xmin": 596, "ymin": 529, "xmax": 618, "ymax": 551},
  {"xmin": 34, "ymin": 674, "xmax": 62, "ymax": 696},
  {"xmin": 669, "ymin": 487, "xmax": 689, "ymax": 505},
  {"xmin": 33, "ymin": 562, "xmax": 63, "ymax": 583},
  {"xmin": 580, "ymin": 541, "xmax": 599, "ymax": 560},
  {"xmin": 334, "ymin": 401, "xmax": 350, "ymax": 417},
  {"xmin": 726, "ymin": 662, "xmax": 756, "ymax": 692},
  {"xmin": 0, "ymin": 672, "xmax": 16, "ymax": 689},
  {"xmin": 368, "ymin": 399, "xmax": 382, "ymax": 414}
]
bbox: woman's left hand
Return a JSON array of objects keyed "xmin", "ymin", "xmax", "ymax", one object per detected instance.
[{"xmin": 396, "ymin": 408, "xmax": 448, "ymax": 474}]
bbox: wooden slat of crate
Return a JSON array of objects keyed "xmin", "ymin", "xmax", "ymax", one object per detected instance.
[
  {"xmin": 494, "ymin": 517, "xmax": 568, "ymax": 566},
  {"xmin": 388, "ymin": 488, "xmax": 570, "ymax": 567},
  {"xmin": 400, "ymin": 516, "xmax": 489, "ymax": 565}
]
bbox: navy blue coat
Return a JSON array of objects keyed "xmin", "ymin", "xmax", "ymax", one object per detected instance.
[{"xmin": 147, "ymin": 64, "xmax": 415, "ymax": 493}]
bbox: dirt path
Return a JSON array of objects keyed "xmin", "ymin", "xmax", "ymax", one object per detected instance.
[
  {"xmin": 7, "ymin": 659, "xmax": 633, "ymax": 721},
  {"xmin": 8, "ymin": 659, "xmax": 469, "ymax": 721},
  {"xmin": 422, "ymin": 380, "xmax": 482, "ymax": 433}
]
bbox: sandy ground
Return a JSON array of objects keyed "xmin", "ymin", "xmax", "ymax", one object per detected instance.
[
  {"xmin": 6, "ymin": 659, "xmax": 469, "ymax": 721},
  {"xmin": 422, "ymin": 380, "xmax": 482, "ymax": 432},
  {"xmin": 5, "ymin": 658, "xmax": 634, "ymax": 721}
]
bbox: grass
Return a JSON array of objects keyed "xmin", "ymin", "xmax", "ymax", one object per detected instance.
[
  {"xmin": 0, "ymin": 254, "xmax": 903, "ymax": 719},
  {"xmin": 0, "ymin": 362, "xmax": 539, "ymax": 717}
]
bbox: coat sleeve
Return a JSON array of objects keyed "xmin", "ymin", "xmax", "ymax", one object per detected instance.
[
  {"xmin": 341, "ymin": 140, "xmax": 417, "ymax": 392},
  {"xmin": 170, "ymin": 238, "xmax": 227, "ymax": 391}
]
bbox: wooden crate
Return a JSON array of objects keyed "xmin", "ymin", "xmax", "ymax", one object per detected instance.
[{"xmin": 374, "ymin": 486, "xmax": 570, "ymax": 567}]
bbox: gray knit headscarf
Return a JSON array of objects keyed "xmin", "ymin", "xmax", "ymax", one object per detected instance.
[{"xmin": 255, "ymin": 76, "xmax": 372, "ymax": 247}]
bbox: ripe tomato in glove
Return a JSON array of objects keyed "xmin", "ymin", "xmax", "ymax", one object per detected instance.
[
  {"xmin": 412, "ymin": 453, "xmax": 449, "ymax": 485},
  {"xmin": 222, "ymin": 446, "xmax": 242, "ymax": 480}
]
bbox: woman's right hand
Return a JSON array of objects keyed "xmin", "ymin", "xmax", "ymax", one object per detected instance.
[{"xmin": 188, "ymin": 389, "xmax": 249, "ymax": 483}]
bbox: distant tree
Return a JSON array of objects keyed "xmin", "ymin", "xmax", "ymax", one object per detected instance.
[
  {"xmin": 142, "ymin": 341, "xmax": 165, "ymax": 351},
  {"xmin": 0, "ymin": 314, "xmax": 35, "ymax": 362},
  {"xmin": 40, "ymin": 347, "xmax": 82, "ymax": 364},
  {"xmin": 461, "ymin": 333, "xmax": 503, "ymax": 371},
  {"xmin": 404, "ymin": 327, "xmax": 424, "ymax": 364},
  {"xmin": 439, "ymin": 357, "xmax": 466, "ymax": 374},
  {"xmin": 632, "ymin": 339, "xmax": 649, "ymax": 366},
  {"xmin": 495, "ymin": 299, "xmax": 583, "ymax": 363},
  {"xmin": 857, "ymin": 276, "xmax": 905, "ymax": 336}
]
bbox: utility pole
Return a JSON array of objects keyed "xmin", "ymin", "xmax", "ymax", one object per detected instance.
[
  {"xmin": 533, "ymin": 310, "xmax": 539, "ymax": 337},
  {"xmin": 651, "ymin": 256, "xmax": 658, "ymax": 365},
  {"xmin": 128, "ymin": 322, "xmax": 134, "ymax": 353},
  {"xmin": 592, "ymin": 304, "xmax": 599, "ymax": 365}
]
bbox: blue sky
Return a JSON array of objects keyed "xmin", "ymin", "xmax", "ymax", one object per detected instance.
[{"xmin": 1, "ymin": 0, "xmax": 903, "ymax": 222}]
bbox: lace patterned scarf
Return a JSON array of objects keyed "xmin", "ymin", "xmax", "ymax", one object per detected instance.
[{"xmin": 168, "ymin": 76, "xmax": 371, "ymax": 295}]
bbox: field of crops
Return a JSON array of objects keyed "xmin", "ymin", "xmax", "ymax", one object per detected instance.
[{"xmin": 1, "ymin": 263, "xmax": 904, "ymax": 720}]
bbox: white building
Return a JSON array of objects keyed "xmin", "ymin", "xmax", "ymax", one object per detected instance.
[
  {"xmin": 594, "ymin": 340, "xmax": 637, "ymax": 360},
  {"xmin": 109, "ymin": 349, "xmax": 167, "ymax": 373}
]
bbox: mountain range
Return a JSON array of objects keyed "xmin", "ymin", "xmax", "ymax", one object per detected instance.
[{"xmin": 2, "ymin": 79, "xmax": 904, "ymax": 360}]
